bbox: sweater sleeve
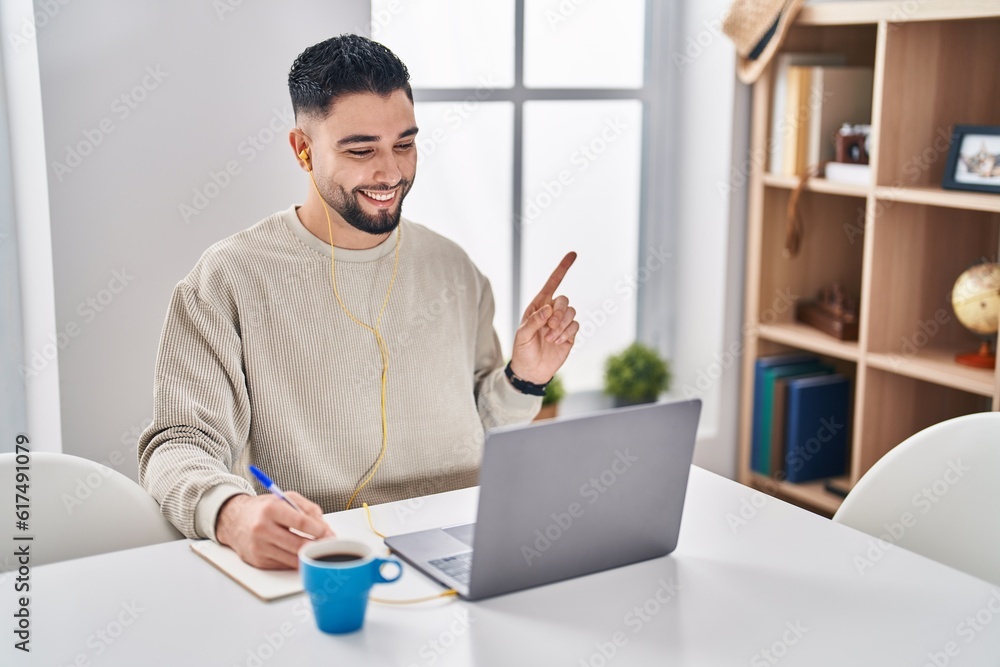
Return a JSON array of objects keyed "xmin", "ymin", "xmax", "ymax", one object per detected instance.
[
  {"xmin": 473, "ymin": 277, "xmax": 542, "ymax": 428},
  {"xmin": 137, "ymin": 281, "xmax": 255, "ymax": 541}
]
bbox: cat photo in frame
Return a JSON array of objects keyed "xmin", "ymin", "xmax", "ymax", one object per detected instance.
[{"xmin": 943, "ymin": 124, "xmax": 1000, "ymax": 194}]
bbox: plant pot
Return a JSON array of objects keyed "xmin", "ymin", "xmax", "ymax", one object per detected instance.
[
  {"xmin": 612, "ymin": 396, "xmax": 657, "ymax": 409},
  {"xmin": 534, "ymin": 404, "xmax": 559, "ymax": 421}
]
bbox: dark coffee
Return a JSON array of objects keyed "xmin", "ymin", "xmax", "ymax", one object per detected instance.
[{"xmin": 316, "ymin": 553, "xmax": 364, "ymax": 564}]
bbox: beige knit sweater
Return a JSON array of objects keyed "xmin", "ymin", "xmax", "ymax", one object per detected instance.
[{"xmin": 138, "ymin": 205, "xmax": 541, "ymax": 541}]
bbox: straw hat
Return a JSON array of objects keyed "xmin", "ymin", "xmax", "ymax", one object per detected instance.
[{"xmin": 723, "ymin": 0, "xmax": 806, "ymax": 84}]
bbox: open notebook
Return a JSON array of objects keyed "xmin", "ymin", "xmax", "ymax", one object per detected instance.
[{"xmin": 190, "ymin": 540, "xmax": 304, "ymax": 601}]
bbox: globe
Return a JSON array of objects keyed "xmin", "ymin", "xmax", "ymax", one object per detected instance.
[{"xmin": 951, "ymin": 262, "xmax": 1000, "ymax": 368}]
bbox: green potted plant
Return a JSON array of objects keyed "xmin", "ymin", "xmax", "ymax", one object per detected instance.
[
  {"xmin": 604, "ymin": 342, "xmax": 671, "ymax": 407},
  {"xmin": 534, "ymin": 373, "xmax": 565, "ymax": 421}
]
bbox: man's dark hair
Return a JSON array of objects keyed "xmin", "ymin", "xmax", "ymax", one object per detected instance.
[{"xmin": 288, "ymin": 34, "xmax": 412, "ymax": 122}]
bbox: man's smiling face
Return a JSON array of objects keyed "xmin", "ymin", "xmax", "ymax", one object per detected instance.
[{"xmin": 308, "ymin": 88, "xmax": 418, "ymax": 236}]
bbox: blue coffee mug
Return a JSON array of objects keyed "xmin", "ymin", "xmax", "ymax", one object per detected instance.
[{"xmin": 300, "ymin": 539, "xmax": 402, "ymax": 634}]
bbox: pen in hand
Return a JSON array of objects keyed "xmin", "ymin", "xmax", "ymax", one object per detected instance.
[{"xmin": 249, "ymin": 465, "xmax": 320, "ymax": 540}]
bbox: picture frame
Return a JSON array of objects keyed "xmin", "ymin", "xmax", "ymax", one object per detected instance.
[{"xmin": 942, "ymin": 124, "xmax": 1000, "ymax": 194}]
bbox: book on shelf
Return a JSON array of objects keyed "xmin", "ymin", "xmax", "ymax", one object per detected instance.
[
  {"xmin": 824, "ymin": 161, "xmax": 872, "ymax": 186},
  {"xmin": 784, "ymin": 374, "xmax": 852, "ymax": 484},
  {"xmin": 751, "ymin": 354, "xmax": 817, "ymax": 473},
  {"xmin": 770, "ymin": 370, "xmax": 833, "ymax": 475},
  {"xmin": 769, "ymin": 57, "xmax": 873, "ymax": 178},
  {"xmin": 781, "ymin": 66, "xmax": 811, "ymax": 177},
  {"xmin": 768, "ymin": 52, "xmax": 846, "ymax": 175},
  {"xmin": 824, "ymin": 477, "xmax": 853, "ymax": 498},
  {"xmin": 752, "ymin": 355, "xmax": 831, "ymax": 475}
]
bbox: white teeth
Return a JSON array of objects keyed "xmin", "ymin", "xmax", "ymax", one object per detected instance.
[{"xmin": 362, "ymin": 189, "xmax": 395, "ymax": 202}]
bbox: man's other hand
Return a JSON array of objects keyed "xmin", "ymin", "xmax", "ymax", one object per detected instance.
[{"xmin": 215, "ymin": 492, "xmax": 335, "ymax": 569}]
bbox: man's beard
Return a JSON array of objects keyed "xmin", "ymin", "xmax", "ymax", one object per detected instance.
[{"xmin": 322, "ymin": 178, "xmax": 413, "ymax": 236}]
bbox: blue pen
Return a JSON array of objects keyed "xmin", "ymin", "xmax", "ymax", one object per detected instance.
[{"xmin": 249, "ymin": 464, "xmax": 310, "ymax": 527}]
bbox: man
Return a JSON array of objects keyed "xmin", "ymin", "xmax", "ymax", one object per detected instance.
[{"xmin": 138, "ymin": 35, "xmax": 578, "ymax": 570}]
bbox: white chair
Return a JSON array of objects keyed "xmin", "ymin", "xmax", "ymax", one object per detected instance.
[
  {"xmin": 833, "ymin": 412, "xmax": 1000, "ymax": 585},
  {"xmin": 0, "ymin": 452, "xmax": 183, "ymax": 570}
]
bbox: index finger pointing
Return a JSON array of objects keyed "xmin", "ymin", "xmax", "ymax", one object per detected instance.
[{"xmin": 533, "ymin": 252, "xmax": 577, "ymax": 303}]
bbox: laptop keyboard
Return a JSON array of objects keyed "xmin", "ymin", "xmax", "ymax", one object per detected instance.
[{"xmin": 429, "ymin": 552, "xmax": 473, "ymax": 584}]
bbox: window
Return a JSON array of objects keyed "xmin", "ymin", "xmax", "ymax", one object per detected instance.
[{"xmin": 374, "ymin": 0, "xmax": 660, "ymax": 392}]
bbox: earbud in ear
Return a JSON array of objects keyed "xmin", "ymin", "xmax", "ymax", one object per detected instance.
[{"xmin": 299, "ymin": 149, "xmax": 312, "ymax": 171}]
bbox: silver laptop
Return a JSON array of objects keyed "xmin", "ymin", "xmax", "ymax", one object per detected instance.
[{"xmin": 385, "ymin": 398, "xmax": 702, "ymax": 600}]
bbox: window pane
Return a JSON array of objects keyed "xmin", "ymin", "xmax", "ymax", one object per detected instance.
[
  {"xmin": 372, "ymin": 0, "xmax": 514, "ymax": 88},
  {"xmin": 521, "ymin": 100, "xmax": 643, "ymax": 392},
  {"xmin": 403, "ymin": 101, "xmax": 515, "ymax": 352},
  {"xmin": 523, "ymin": 0, "xmax": 645, "ymax": 89}
]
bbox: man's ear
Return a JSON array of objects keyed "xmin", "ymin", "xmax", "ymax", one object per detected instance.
[{"xmin": 290, "ymin": 128, "xmax": 311, "ymax": 171}]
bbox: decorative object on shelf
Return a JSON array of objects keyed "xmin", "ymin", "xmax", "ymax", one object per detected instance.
[
  {"xmin": 534, "ymin": 374, "xmax": 565, "ymax": 421},
  {"xmin": 722, "ymin": 0, "xmax": 807, "ymax": 84},
  {"xmin": 795, "ymin": 283, "xmax": 860, "ymax": 341},
  {"xmin": 783, "ymin": 163, "xmax": 821, "ymax": 257},
  {"xmin": 604, "ymin": 342, "xmax": 671, "ymax": 408},
  {"xmin": 834, "ymin": 123, "xmax": 871, "ymax": 165},
  {"xmin": 951, "ymin": 262, "xmax": 1000, "ymax": 369},
  {"xmin": 942, "ymin": 124, "xmax": 1000, "ymax": 194}
]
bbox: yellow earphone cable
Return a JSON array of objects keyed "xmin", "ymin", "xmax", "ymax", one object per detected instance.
[
  {"xmin": 306, "ymin": 168, "xmax": 400, "ymax": 511},
  {"xmin": 304, "ymin": 155, "xmax": 455, "ymax": 605},
  {"xmin": 363, "ymin": 502, "xmax": 458, "ymax": 605}
]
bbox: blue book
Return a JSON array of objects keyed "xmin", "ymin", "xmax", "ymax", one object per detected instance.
[
  {"xmin": 784, "ymin": 374, "xmax": 851, "ymax": 483},
  {"xmin": 770, "ymin": 370, "xmax": 831, "ymax": 476},
  {"xmin": 751, "ymin": 354, "xmax": 818, "ymax": 474},
  {"xmin": 756, "ymin": 362, "xmax": 831, "ymax": 474}
]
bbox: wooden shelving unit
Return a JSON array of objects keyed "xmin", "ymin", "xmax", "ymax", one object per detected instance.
[
  {"xmin": 738, "ymin": 3, "xmax": 1000, "ymax": 517},
  {"xmin": 763, "ymin": 173, "xmax": 869, "ymax": 198}
]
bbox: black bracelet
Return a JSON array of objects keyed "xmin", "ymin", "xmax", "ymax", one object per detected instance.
[{"xmin": 504, "ymin": 361, "xmax": 549, "ymax": 396}]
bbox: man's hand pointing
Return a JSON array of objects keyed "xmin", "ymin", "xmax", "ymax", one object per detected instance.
[{"xmin": 510, "ymin": 251, "xmax": 579, "ymax": 384}]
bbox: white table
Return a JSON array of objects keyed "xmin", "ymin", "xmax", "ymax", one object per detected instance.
[{"xmin": 5, "ymin": 467, "xmax": 1000, "ymax": 666}]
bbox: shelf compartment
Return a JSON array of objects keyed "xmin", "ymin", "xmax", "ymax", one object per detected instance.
[
  {"xmin": 758, "ymin": 188, "xmax": 866, "ymax": 327},
  {"xmin": 867, "ymin": 349, "xmax": 995, "ymax": 397},
  {"xmin": 758, "ymin": 321, "xmax": 860, "ymax": 361},
  {"xmin": 781, "ymin": 22, "xmax": 877, "ymax": 68},
  {"xmin": 875, "ymin": 186, "xmax": 1000, "ymax": 214},
  {"xmin": 764, "ymin": 174, "xmax": 869, "ymax": 199},
  {"xmin": 865, "ymin": 202, "xmax": 999, "ymax": 358},
  {"xmin": 748, "ymin": 473, "xmax": 845, "ymax": 517},
  {"xmin": 855, "ymin": 367, "xmax": 993, "ymax": 478},
  {"xmin": 875, "ymin": 18, "xmax": 1000, "ymax": 189}
]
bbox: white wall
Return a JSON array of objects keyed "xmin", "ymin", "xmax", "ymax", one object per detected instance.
[
  {"xmin": 25, "ymin": 1, "xmax": 369, "ymax": 477},
  {"xmin": 669, "ymin": 0, "xmax": 750, "ymax": 478}
]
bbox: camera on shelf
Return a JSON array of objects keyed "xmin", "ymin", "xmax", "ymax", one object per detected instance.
[{"xmin": 835, "ymin": 123, "xmax": 871, "ymax": 164}]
